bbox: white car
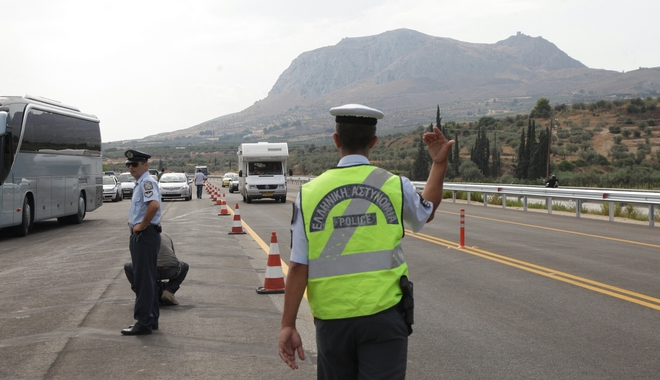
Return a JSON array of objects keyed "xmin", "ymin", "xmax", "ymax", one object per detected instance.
[
  {"xmin": 117, "ymin": 172, "xmax": 135, "ymax": 199},
  {"xmin": 228, "ymin": 174, "xmax": 239, "ymax": 193},
  {"xmin": 222, "ymin": 172, "xmax": 237, "ymax": 187},
  {"xmin": 102, "ymin": 175, "xmax": 123, "ymax": 202},
  {"xmin": 158, "ymin": 173, "xmax": 192, "ymax": 201}
]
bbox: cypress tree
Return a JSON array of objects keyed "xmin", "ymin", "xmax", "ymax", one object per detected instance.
[
  {"xmin": 516, "ymin": 129, "xmax": 527, "ymax": 179},
  {"xmin": 491, "ymin": 132, "xmax": 501, "ymax": 178},
  {"xmin": 471, "ymin": 126, "xmax": 490, "ymax": 177},
  {"xmin": 529, "ymin": 127, "xmax": 549, "ymax": 180},
  {"xmin": 525, "ymin": 119, "xmax": 536, "ymax": 179},
  {"xmin": 411, "ymin": 133, "xmax": 430, "ymax": 180}
]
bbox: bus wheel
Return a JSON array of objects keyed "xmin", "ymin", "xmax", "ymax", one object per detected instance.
[
  {"xmin": 68, "ymin": 193, "xmax": 87, "ymax": 224},
  {"xmin": 14, "ymin": 197, "xmax": 33, "ymax": 237}
]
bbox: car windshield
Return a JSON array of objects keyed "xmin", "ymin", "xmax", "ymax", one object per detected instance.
[
  {"xmin": 160, "ymin": 174, "xmax": 187, "ymax": 183},
  {"xmin": 118, "ymin": 173, "xmax": 134, "ymax": 182},
  {"xmin": 103, "ymin": 176, "xmax": 115, "ymax": 185},
  {"xmin": 223, "ymin": 173, "xmax": 236, "ymax": 180}
]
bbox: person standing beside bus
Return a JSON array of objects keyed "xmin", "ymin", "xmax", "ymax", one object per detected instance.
[
  {"xmin": 122, "ymin": 149, "xmax": 162, "ymax": 336},
  {"xmin": 278, "ymin": 104, "xmax": 454, "ymax": 378},
  {"xmin": 194, "ymin": 168, "xmax": 207, "ymax": 199}
]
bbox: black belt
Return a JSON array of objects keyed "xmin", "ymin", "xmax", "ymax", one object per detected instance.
[{"xmin": 130, "ymin": 224, "xmax": 162, "ymax": 234}]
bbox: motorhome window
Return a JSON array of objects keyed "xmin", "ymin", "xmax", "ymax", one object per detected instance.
[
  {"xmin": 249, "ymin": 162, "xmax": 282, "ymax": 175},
  {"xmin": 20, "ymin": 110, "xmax": 101, "ymax": 155}
]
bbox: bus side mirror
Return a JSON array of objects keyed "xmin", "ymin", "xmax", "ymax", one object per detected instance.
[
  {"xmin": 288, "ymin": 169, "xmax": 293, "ymax": 176},
  {"xmin": 0, "ymin": 112, "xmax": 7, "ymax": 136},
  {"xmin": 239, "ymin": 170, "xmax": 243, "ymax": 177}
]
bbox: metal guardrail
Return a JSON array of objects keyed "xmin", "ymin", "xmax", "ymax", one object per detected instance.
[
  {"xmin": 411, "ymin": 182, "xmax": 660, "ymax": 227},
  {"xmin": 286, "ymin": 177, "xmax": 659, "ymax": 226}
]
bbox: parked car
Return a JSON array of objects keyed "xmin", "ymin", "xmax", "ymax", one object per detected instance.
[
  {"xmin": 102, "ymin": 175, "xmax": 123, "ymax": 202},
  {"xmin": 117, "ymin": 172, "xmax": 136, "ymax": 199},
  {"xmin": 158, "ymin": 173, "xmax": 192, "ymax": 201},
  {"xmin": 222, "ymin": 172, "xmax": 237, "ymax": 187},
  {"xmin": 228, "ymin": 174, "xmax": 239, "ymax": 193},
  {"xmin": 148, "ymin": 168, "xmax": 161, "ymax": 179}
]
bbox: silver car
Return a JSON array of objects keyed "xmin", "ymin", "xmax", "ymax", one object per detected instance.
[
  {"xmin": 117, "ymin": 172, "xmax": 135, "ymax": 199},
  {"xmin": 102, "ymin": 175, "xmax": 123, "ymax": 202},
  {"xmin": 228, "ymin": 174, "xmax": 239, "ymax": 193},
  {"xmin": 158, "ymin": 173, "xmax": 192, "ymax": 201}
]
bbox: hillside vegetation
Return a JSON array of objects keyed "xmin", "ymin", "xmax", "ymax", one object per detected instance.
[{"xmin": 103, "ymin": 97, "xmax": 660, "ymax": 189}]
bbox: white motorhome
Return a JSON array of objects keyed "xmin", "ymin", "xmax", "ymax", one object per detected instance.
[{"xmin": 237, "ymin": 142, "xmax": 288, "ymax": 203}]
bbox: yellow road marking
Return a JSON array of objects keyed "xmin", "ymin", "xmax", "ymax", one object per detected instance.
[
  {"xmin": 408, "ymin": 230, "xmax": 660, "ymax": 310},
  {"xmin": 228, "ymin": 199, "xmax": 659, "ymax": 308},
  {"xmin": 436, "ymin": 210, "xmax": 660, "ymax": 249},
  {"xmin": 226, "ymin": 203, "xmax": 291, "ymax": 276}
]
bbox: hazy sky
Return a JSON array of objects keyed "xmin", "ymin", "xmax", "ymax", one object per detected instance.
[{"xmin": 3, "ymin": 0, "xmax": 659, "ymax": 143}]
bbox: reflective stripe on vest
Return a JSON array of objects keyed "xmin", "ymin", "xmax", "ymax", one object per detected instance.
[{"xmin": 301, "ymin": 165, "xmax": 406, "ymax": 319}]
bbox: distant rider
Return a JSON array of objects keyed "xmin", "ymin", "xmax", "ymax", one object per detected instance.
[{"xmin": 546, "ymin": 174, "xmax": 559, "ymax": 188}]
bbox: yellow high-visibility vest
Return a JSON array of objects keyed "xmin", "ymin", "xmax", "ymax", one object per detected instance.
[{"xmin": 301, "ymin": 165, "xmax": 407, "ymax": 320}]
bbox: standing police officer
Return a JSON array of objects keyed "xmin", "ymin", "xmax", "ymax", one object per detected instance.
[
  {"xmin": 121, "ymin": 149, "xmax": 162, "ymax": 336},
  {"xmin": 278, "ymin": 104, "xmax": 454, "ymax": 378}
]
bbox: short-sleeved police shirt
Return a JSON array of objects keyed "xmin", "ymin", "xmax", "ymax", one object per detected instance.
[{"xmin": 129, "ymin": 171, "xmax": 161, "ymax": 229}]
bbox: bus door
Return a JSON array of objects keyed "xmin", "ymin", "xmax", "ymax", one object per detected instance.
[{"xmin": 0, "ymin": 111, "xmax": 17, "ymax": 227}]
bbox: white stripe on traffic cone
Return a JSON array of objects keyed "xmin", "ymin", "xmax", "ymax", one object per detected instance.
[
  {"xmin": 256, "ymin": 232, "xmax": 285, "ymax": 294},
  {"xmin": 228, "ymin": 203, "xmax": 247, "ymax": 234}
]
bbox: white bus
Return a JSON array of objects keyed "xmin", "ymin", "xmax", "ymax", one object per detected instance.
[{"xmin": 0, "ymin": 95, "xmax": 103, "ymax": 236}]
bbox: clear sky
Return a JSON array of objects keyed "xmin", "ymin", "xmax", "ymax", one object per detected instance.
[{"xmin": 3, "ymin": 0, "xmax": 659, "ymax": 143}]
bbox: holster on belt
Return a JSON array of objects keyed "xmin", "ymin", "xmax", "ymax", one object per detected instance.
[{"xmin": 399, "ymin": 275, "xmax": 414, "ymax": 335}]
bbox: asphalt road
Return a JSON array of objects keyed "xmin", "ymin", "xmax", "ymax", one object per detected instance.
[{"xmin": 1, "ymin": 180, "xmax": 659, "ymax": 379}]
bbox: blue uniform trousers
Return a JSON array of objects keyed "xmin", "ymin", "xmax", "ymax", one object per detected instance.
[
  {"xmin": 314, "ymin": 306, "xmax": 409, "ymax": 380},
  {"xmin": 129, "ymin": 226, "xmax": 161, "ymax": 330}
]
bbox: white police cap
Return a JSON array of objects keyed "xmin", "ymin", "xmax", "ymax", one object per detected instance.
[{"xmin": 329, "ymin": 104, "xmax": 384, "ymax": 126}]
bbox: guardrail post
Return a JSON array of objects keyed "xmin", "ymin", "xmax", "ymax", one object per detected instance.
[
  {"xmin": 609, "ymin": 201, "xmax": 614, "ymax": 221},
  {"xmin": 502, "ymin": 194, "xmax": 507, "ymax": 209},
  {"xmin": 650, "ymin": 204, "xmax": 655, "ymax": 227},
  {"xmin": 452, "ymin": 191, "xmax": 456, "ymax": 203},
  {"xmin": 483, "ymin": 193, "xmax": 488, "ymax": 207},
  {"xmin": 576, "ymin": 199, "xmax": 582, "ymax": 218},
  {"xmin": 547, "ymin": 197, "xmax": 552, "ymax": 214},
  {"xmin": 467, "ymin": 192, "xmax": 471, "ymax": 205},
  {"xmin": 523, "ymin": 196, "xmax": 528, "ymax": 211}
]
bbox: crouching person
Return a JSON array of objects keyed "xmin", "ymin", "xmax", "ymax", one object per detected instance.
[{"xmin": 125, "ymin": 231, "xmax": 189, "ymax": 305}]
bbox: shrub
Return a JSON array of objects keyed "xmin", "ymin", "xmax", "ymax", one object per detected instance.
[
  {"xmin": 609, "ymin": 125, "xmax": 621, "ymax": 134},
  {"xmin": 558, "ymin": 160, "xmax": 575, "ymax": 171}
]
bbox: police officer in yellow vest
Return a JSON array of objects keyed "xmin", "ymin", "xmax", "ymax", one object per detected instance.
[{"xmin": 278, "ymin": 104, "xmax": 455, "ymax": 379}]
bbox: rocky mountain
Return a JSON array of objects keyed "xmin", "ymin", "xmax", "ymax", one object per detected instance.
[{"xmin": 120, "ymin": 29, "xmax": 660, "ymax": 145}]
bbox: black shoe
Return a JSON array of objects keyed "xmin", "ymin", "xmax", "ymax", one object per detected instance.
[
  {"xmin": 121, "ymin": 326, "xmax": 152, "ymax": 335},
  {"xmin": 128, "ymin": 324, "xmax": 158, "ymax": 331}
]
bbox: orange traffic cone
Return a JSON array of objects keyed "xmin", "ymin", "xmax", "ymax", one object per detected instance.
[
  {"xmin": 218, "ymin": 199, "xmax": 230, "ymax": 216},
  {"xmin": 228, "ymin": 203, "xmax": 247, "ymax": 234},
  {"xmin": 256, "ymin": 232, "xmax": 285, "ymax": 294}
]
